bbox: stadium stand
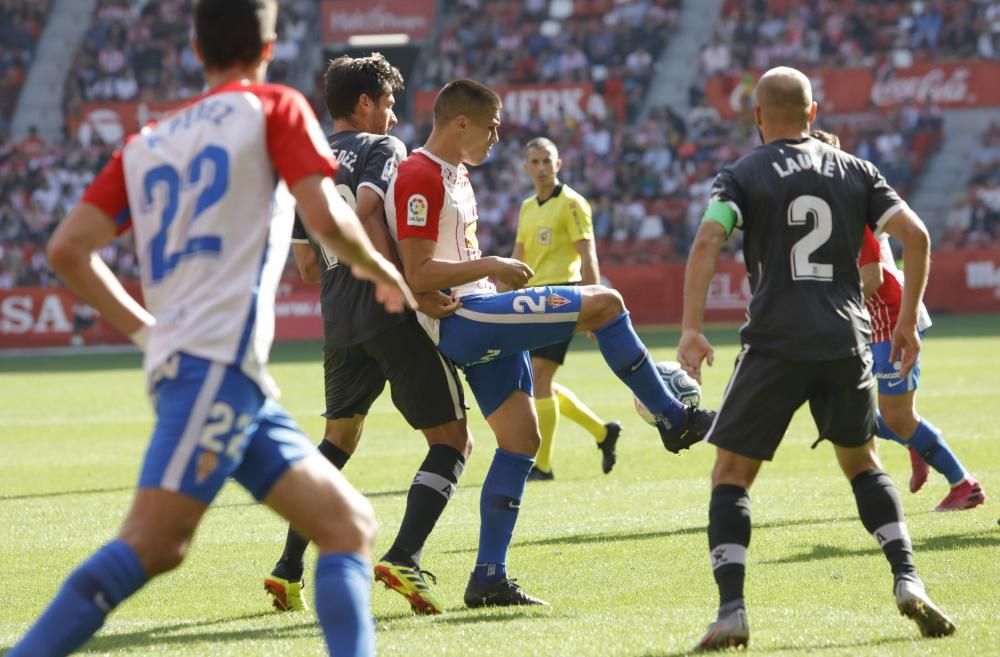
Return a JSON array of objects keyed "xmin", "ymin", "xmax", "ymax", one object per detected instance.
[
  {"xmin": 0, "ymin": 0, "xmax": 994, "ymax": 287},
  {"xmin": 0, "ymin": 0, "xmax": 50, "ymax": 136}
]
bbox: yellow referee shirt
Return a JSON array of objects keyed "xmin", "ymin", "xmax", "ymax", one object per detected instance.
[{"xmin": 515, "ymin": 184, "xmax": 594, "ymax": 286}]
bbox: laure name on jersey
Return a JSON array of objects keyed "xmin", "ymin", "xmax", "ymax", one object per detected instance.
[{"xmin": 771, "ymin": 151, "xmax": 837, "ymax": 179}]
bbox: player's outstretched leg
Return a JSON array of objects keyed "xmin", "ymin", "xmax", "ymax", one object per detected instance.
[
  {"xmin": 876, "ymin": 414, "xmax": 985, "ymax": 511},
  {"xmin": 578, "ymin": 287, "xmax": 715, "ymax": 453},
  {"xmin": 554, "ymin": 383, "xmax": 622, "ymax": 474},
  {"xmin": 375, "ymin": 433, "xmax": 469, "ymax": 615},
  {"xmin": 266, "ymin": 435, "xmax": 353, "ymax": 612}
]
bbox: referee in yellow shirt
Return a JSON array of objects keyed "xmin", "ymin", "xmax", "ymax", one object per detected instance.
[{"xmin": 513, "ymin": 137, "xmax": 621, "ymax": 480}]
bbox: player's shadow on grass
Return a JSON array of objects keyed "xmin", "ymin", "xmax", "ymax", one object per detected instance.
[
  {"xmin": 70, "ymin": 610, "xmax": 316, "ymax": 653},
  {"xmin": 642, "ymin": 632, "xmax": 917, "ymax": 656},
  {"xmin": 762, "ymin": 531, "xmax": 1000, "ymax": 565},
  {"xmin": 0, "ymin": 486, "xmax": 134, "ymax": 502},
  {"xmin": 441, "ymin": 514, "xmax": 861, "ymax": 553}
]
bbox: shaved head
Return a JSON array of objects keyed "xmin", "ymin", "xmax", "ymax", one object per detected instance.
[{"xmin": 754, "ymin": 67, "xmax": 814, "ymax": 127}]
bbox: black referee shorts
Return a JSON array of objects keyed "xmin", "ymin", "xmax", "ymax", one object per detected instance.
[
  {"xmin": 706, "ymin": 347, "xmax": 877, "ymax": 461},
  {"xmin": 322, "ymin": 314, "xmax": 466, "ymax": 430}
]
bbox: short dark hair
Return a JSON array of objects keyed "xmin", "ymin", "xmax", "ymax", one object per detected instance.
[
  {"xmin": 194, "ymin": 0, "xmax": 278, "ymax": 71},
  {"xmin": 809, "ymin": 129, "xmax": 841, "ymax": 149},
  {"xmin": 433, "ymin": 79, "xmax": 501, "ymax": 124},
  {"xmin": 323, "ymin": 53, "xmax": 404, "ymax": 120},
  {"xmin": 523, "ymin": 136, "xmax": 557, "ymax": 159}
]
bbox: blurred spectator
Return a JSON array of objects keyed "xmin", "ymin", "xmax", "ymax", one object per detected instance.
[{"xmin": 0, "ymin": 1, "xmax": 51, "ymax": 134}]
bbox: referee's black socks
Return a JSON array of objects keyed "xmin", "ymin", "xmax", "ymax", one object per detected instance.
[
  {"xmin": 708, "ymin": 484, "xmax": 751, "ymax": 611},
  {"xmin": 382, "ymin": 444, "xmax": 466, "ymax": 568},
  {"xmin": 851, "ymin": 468, "xmax": 916, "ymax": 579}
]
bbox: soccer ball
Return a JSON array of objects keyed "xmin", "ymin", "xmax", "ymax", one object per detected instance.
[{"xmin": 634, "ymin": 360, "xmax": 701, "ymax": 425}]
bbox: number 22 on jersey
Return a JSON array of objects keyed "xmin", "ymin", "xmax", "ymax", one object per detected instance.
[{"xmin": 144, "ymin": 144, "xmax": 230, "ymax": 283}]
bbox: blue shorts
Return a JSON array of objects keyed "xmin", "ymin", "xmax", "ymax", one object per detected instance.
[
  {"xmin": 139, "ymin": 353, "xmax": 316, "ymax": 504},
  {"xmin": 439, "ymin": 287, "xmax": 581, "ymax": 417},
  {"xmin": 869, "ymin": 334, "xmax": 923, "ymax": 396}
]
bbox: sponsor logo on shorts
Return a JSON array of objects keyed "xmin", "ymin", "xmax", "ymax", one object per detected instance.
[
  {"xmin": 548, "ymin": 293, "xmax": 570, "ymax": 309},
  {"xmin": 407, "ymin": 194, "xmax": 428, "ymax": 226}
]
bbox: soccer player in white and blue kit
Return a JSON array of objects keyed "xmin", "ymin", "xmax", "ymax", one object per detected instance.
[
  {"xmin": 8, "ymin": 2, "xmax": 415, "ymax": 656},
  {"xmin": 387, "ymin": 80, "xmax": 717, "ymax": 607}
]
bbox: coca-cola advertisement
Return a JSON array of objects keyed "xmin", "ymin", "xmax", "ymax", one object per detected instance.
[
  {"xmin": 705, "ymin": 60, "xmax": 1000, "ymax": 119},
  {"xmin": 321, "ymin": 0, "xmax": 437, "ymax": 44}
]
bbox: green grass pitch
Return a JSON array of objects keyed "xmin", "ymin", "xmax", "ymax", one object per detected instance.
[{"xmin": 1, "ymin": 315, "xmax": 997, "ymax": 656}]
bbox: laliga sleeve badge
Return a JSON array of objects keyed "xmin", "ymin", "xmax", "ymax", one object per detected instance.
[{"xmin": 407, "ymin": 194, "xmax": 428, "ymax": 226}]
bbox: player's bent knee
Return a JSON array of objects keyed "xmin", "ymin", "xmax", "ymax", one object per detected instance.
[
  {"xmin": 311, "ymin": 495, "xmax": 378, "ymax": 556},
  {"xmin": 582, "ymin": 285, "xmax": 625, "ymax": 326},
  {"xmin": 122, "ymin": 535, "xmax": 192, "ymax": 577}
]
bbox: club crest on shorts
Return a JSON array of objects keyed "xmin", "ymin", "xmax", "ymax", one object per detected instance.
[
  {"xmin": 407, "ymin": 194, "xmax": 428, "ymax": 226},
  {"xmin": 548, "ymin": 292, "xmax": 570, "ymax": 309}
]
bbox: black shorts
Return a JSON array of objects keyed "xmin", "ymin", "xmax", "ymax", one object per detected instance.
[
  {"xmin": 529, "ymin": 335, "xmax": 574, "ymax": 365},
  {"xmin": 706, "ymin": 347, "xmax": 877, "ymax": 461},
  {"xmin": 322, "ymin": 314, "xmax": 466, "ymax": 429}
]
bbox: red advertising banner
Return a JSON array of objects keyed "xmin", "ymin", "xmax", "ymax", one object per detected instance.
[
  {"xmin": 603, "ymin": 247, "xmax": 1000, "ymax": 325},
  {"xmin": 3, "ymin": 250, "xmax": 998, "ymax": 350},
  {"xmin": 705, "ymin": 60, "xmax": 1000, "ymax": 119},
  {"xmin": 413, "ymin": 80, "xmax": 627, "ymax": 126},
  {"xmin": 66, "ymin": 101, "xmax": 180, "ymax": 145},
  {"xmin": 321, "ymin": 0, "xmax": 436, "ymax": 44},
  {"xmin": 0, "ymin": 279, "xmax": 326, "ymax": 350}
]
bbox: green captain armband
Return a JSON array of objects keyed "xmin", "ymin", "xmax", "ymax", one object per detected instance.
[{"xmin": 703, "ymin": 200, "xmax": 738, "ymax": 237}]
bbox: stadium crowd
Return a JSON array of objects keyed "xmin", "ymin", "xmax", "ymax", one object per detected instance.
[
  {"xmin": 0, "ymin": 0, "xmax": 50, "ymax": 135},
  {"xmin": 0, "ymin": 0, "xmax": 996, "ymax": 289},
  {"xmin": 699, "ymin": 0, "xmax": 1000, "ymax": 78},
  {"xmin": 939, "ymin": 120, "xmax": 1000, "ymax": 247}
]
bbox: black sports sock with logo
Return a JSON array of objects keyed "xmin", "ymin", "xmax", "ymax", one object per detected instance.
[
  {"xmin": 272, "ymin": 441, "xmax": 352, "ymax": 580},
  {"xmin": 382, "ymin": 444, "xmax": 466, "ymax": 567},
  {"xmin": 851, "ymin": 468, "xmax": 916, "ymax": 579},
  {"xmin": 708, "ymin": 484, "xmax": 751, "ymax": 609}
]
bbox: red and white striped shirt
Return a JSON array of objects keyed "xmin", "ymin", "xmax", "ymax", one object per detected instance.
[{"xmin": 858, "ymin": 226, "xmax": 931, "ymax": 344}]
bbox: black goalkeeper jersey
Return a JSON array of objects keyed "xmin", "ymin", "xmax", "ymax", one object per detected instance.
[
  {"xmin": 710, "ymin": 136, "xmax": 907, "ymax": 360},
  {"xmin": 291, "ymin": 130, "xmax": 407, "ymax": 347}
]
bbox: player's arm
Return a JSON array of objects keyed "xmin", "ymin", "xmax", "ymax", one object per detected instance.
[
  {"xmin": 398, "ymin": 237, "xmax": 531, "ymax": 293},
  {"xmin": 858, "ymin": 226, "xmax": 883, "ymax": 299},
  {"xmin": 47, "ymin": 203, "xmax": 155, "ymax": 345},
  {"xmin": 574, "ymin": 238, "xmax": 600, "ymax": 286},
  {"xmin": 496, "ymin": 242, "xmax": 526, "ymax": 293},
  {"xmin": 860, "ymin": 262, "xmax": 883, "ymax": 299},
  {"xmin": 356, "ymin": 185, "xmax": 459, "ymax": 317},
  {"xmin": 877, "ymin": 206, "xmax": 930, "ymax": 375},
  {"xmin": 678, "ymin": 219, "xmax": 726, "ymax": 382},
  {"xmin": 292, "ymin": 175, "xmax": 416, "ymax": 312},
  {"xmin": 291, "ymin": 244, "xmax": 321, "ymax": 284}
]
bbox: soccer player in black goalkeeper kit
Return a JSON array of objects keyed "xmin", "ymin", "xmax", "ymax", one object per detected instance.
[{"xmin": 678, "ymin": 67, "xmax": 956, "ymax": 650}]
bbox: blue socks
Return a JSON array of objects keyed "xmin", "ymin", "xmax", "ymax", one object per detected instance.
[
  {"xmin": 876, "ymin": 415, "xmax": 966, "ymax": 485},
  {"xmin": 9, "ymin": 540, "xmax": 148, "ymax": 657},
  {"xmin": 314, "ymin": 552, "xmax": 375, "ymax": 657},
  {"xmin": 595, "ymin": 311, "xmax": 686, "ymax": 427},
  {"xmin": 474, "ymin": 448, "xmax": 534, "ymax": 585}
]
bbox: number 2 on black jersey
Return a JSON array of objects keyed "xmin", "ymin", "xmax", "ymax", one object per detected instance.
[{"xmin": 787, "ymin": 194, "xmax": 833, "ymax": 282}]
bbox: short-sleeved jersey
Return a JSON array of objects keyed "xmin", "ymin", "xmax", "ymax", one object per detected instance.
[
  {"xmin": 515, "ymin": 183, "xmax": 593, "ymax": 286},
  {"xmin": 858, "ymin": 226, "xmax": 931, "ymax": 344},
  {"xmin": 709, "ymin": 136, "xmax": 907, "ymax": 360},
  {"xmin": 290, "ymin": 131, "xmax": 407, "ymax": 347},
  {"xmin": 82, "ymin": 80, "xmax": 336, "ymax": 396},
  {"xmin": 386, "ymin": 148, "xmax": 494, "ymax": 299}
]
